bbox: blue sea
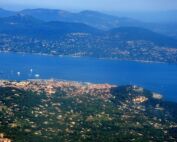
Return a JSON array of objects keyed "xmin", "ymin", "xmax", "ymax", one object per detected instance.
[{"xmin": 0, "ymin": 52, "xmax": 177, "ymax": 102}]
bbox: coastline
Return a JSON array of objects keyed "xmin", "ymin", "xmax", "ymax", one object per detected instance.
[
  {"xmin": 0, "ymin": 51, "xmax": 177, "ymax": 102},
  {"xmin": 0, "ymin": 79, "xmax": 161, "ymax": 99},
  {"xmin": 0, "ymin": 79, "xmax": 162, "ymax": 99},
  {"xmin": 0, "ymin": 50, "xmax": 170, "ymax": 65}
]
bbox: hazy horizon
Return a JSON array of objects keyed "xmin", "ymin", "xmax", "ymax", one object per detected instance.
[{"xmin": 0, "ymin": 0, "xmax": 177, "ymax": 12}]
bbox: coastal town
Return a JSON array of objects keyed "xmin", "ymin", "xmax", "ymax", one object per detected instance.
[
  {"xmin": 0, "ymin": 80, "xmax": 177, "ymax": 141},
  {"xmin": 0, "ymin": 79, "xmax": 163, "ymax": 103},
  {"xmin": 1, "ymin": 32, "xmax": 177, "ymax": 64},
  {"xmin": 0, "ymin": 80, "xmax": 116, "ymax": 98}
]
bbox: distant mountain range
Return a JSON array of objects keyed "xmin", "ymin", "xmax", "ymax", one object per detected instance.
[
  {"xmin": 108, "ymin": 27, "xmax": 177, "ymax": 47},
  {"xmin": 0, "ymin": 8, "xmax": 141, "ymax": 30},
  {"xmin": 0, "ymin": 8, "xmax": 14, "ymax": 17},
  {"xmin": 0, "ymin": 14, "xmax": 100, "ymax": 39},
  {"xmin": 20, "ymin": 9, "xmax": 142, "ymax": 31},
  {"xmin": 0, "ymin": 14, "xmax": 176, "ymax": 46},
  {"xmin": 0, "ymin": 8, "xmax": 177, "ymax": 39},
  {"xmin": 0, "ymin": 8, "xmax": 177, "ymax": 63}
]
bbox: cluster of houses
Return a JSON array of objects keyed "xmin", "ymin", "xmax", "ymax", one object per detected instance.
[
  {"xmin": 0, "ymin": 80, "xmax": 117, "ymax": 99},
  {"xmin": 0, "ymin": 133, "xmax": 11, "ymax": 142}
]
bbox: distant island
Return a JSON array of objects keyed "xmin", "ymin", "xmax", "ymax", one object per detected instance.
[
  {"xmin": 0, "ymin": 8, "xmax": 177, "ymax": 63},
  {"xmin": 0, "ymin": 80, "xmax": 177, "ymax": 141}
]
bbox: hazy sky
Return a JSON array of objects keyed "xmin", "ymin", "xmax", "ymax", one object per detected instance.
[{"xmin": 1, "ymin": 0, "xmax": 177, "ymax": 11}]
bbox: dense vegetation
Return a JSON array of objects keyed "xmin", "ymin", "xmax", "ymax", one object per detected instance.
[{"xmin": 0, "ymin": 85, "xmax": 177, "ymax": 142}]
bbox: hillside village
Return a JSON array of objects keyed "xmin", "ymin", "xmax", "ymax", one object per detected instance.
[{"xmin": 0, "ymin": 80, "xmax": 177, "ymax": 141}]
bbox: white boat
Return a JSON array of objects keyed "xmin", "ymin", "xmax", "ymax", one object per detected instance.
[
  {"xmin": 17, "ymin": 72, "xmax": 21, "ymax": 76},
  {"xmin": 35, "ymin": 74, "xmax": 40, "ymax": 78}
]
